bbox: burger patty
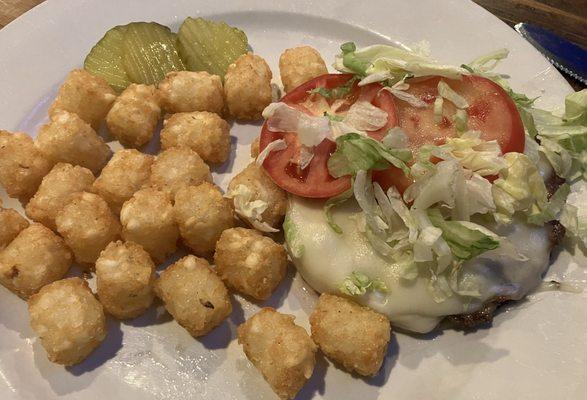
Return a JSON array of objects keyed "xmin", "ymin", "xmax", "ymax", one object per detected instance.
[
  {"xmin": 446, "ymin": 296, "xmax": 510, "ymax": 329},
  {"xmin": 447, "ymin": 173, "xmax": 565, "ymax": 330}
]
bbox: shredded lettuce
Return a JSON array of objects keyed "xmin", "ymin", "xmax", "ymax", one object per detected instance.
[
  {"xmin": 514, "ymin": 93, "xmax": 540, "ymax": 138},
  {"xmin": 387, "ymin": 186, "xmax": 419, "ymax": 242},
  {"xmin": 530, "ymin": 183, "xmax": 570, "ymax": 225},
  {"xmin": 373, "ymin": 183, "xmax": 404, "ymax": 233},
  {"xmin": 365, "ymin": 225, "xmax": 395, "ymax": 256},
  {"xmin": 308, "ymin": 76, "xmax": 357, "ymax": 99},
  {"xmin": 523, "ymin": 134, "xmax": 542, "ymax": 165},
  {"xmin": 323, "ymin": 111, "xmax": 343, "ymax": 122},
  {"xmin": 334, "ymin": 42, "xmax": 468, "ymax": 84},
  {"xmin": 396, "ymin": 252, "xmax": 419, "ymax": 281},
  {"xmin": 405, "ymin": 160, "xmax": 460, "ymax": 210},
  {"xmin": 340, "ymin": 41, "xmax": 356, "ymax": 54},
  {"xmin": 296, "ymin": 146, "xmax": 314, "ymax": 170},
  {"xmin": 428, "ymin": 271, "xmax": 454, "ymax": 303},
  {"xmin": 535, "ymin": 113, "xmax": 587, "ymax": 182},
  {"xmin": 409, "ymin": 144, "xmax": 440, "ymax": 177},
  {"xmin": 405, "ymin": 153, "xmax": 497, "ymax": 223},
  {"xmin": 467, "ymin": 48, "xmax": 509, "ymax": 73},
  {"xmin": 339, "ymin": 271, "xmax": 388, "ymax": 296},
  {"xmin": 380, "ymin": 82, "xmax": 428, "ymax": 108},
  {"xmin": 338, "ymin": 42, "xmax": 371, "ymax": 76},
  {"xmin": 492, "ymin": 153, "xmax": 549, "ymax": 225},
  {"xmin": 472, "ymin": 222, "xmax": 529, "ymax": 262},
  {"xmin": 564, "ymin": 90, "xmax": 587, "ymax": 125},
  {"xmin": 406, "ymin": 40, "xmax": 432, "ymax": 57},
  {"xmin": 457, "ymin": 173, "xmax": 496, "ymax": 219},
  {"xmin": 539, "ymin": 137, "xmax": 573, "ymax": 178},
  {"xmin": 413, "ymin": 225, "xmax": 443, "ymax": 262},
  {"xmin": 261, "ymin": 101, "xmax": 281, "ymax": 120},
  {"xmin": 444, "ymin": 132, "xmax": 506, "ymax": 176},
  {"xmin": 435, "ymin": 80, "xmax": 469, "ymax": 132},
  {"xmin": 433, "ymin": 97, "xmax": 444, "ymax": 123},
  {"xmin": 453, "ymin": 109, "xmax": 468, "ymax": 132},
  {"xmin": 283, "ymin": 215, "xmax": 304, "ymax": 258},
  {"xmin": 324, "ymin": 187, "xmax": 353, "ymax": 234},
  {"xmin": 350, "ymin": 171, "xmax": 418, "ymax": 260},
  {"xmin": 330, "ymin": 120, "xmax": 366, "ymax": 138},
  {"xmin": 263, "ymin": 102, "xmax": 332, "ymax": 147},
  {"xmin": 508, "ymin": 89, "xmax": 538, "ymax": 109},
  {"xmin": 448, "ymin": 265, "xmax": 483, "ymax": 299},
  {"xmin": 353, "ymin": 170, "xmax": 379, "ymax": 229},
  {"xmin": 412, "ymin": 208, "xmax": 453, "ymax": 273},
  {"xmin": 297, "ymin": 114, "xmax": 332, "ymax": 148},
  {"xmin": 462, "ymin": 48, "xmax": 510, "ymax": 88},
  {"xmin": 342, "ymin": 101, "xmax": 388, "ymax": 131},
  {"xmin": 559, "ymin": 181, "xmax": 587, "ymax": 246},
  {"xmin": 327, "ymin": 132, "xmax": 412, "ymax": 178},
  {"xmin": 262, "ymin": 100, "xmax": 393, "ymax": 152},
  {"xmin": 225, "ymin": 184, "xmax": 279, "ymax": 233},
  {"xmin": 428, "ymin": 208, "xmax": 500, "ymax": 261},
  {"xmin": 382, "ymin": 127, "xmax": 410, "ymax": 148},
  {"xmin": 407, "ymin": 132, "xmax": 506, "ymax": 181},
  {"xmin": 256, "ymin": 139, "xmax": 287, "ymax": 165},
  {"xmin": 437, "ymin": 80, "xmax": 469, "ymax": 109},
  {"xmin": 537, "ymin": 123, "xmax": 587, "ymax": 153}
]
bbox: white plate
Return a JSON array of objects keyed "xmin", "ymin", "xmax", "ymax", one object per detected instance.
[{"xmin": 1, "ymin": 1, "xmax": 586, "ymax": 399}]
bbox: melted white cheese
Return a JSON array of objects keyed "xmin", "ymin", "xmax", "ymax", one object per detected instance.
[{"xmin": 287, "ymin": 196, "xmax": 552, "ymax": 333}]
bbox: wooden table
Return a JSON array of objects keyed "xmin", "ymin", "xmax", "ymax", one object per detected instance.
[{"xmin": 0, "ymin": 0, "xmax": 585, "ymax": 88}]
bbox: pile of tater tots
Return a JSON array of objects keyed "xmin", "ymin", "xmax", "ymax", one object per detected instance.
[{"xmin": 0, "ymin": 46, "xmax": 392, "ymax": 399}]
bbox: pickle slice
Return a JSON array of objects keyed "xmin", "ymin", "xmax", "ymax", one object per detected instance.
[
  {"xmin": 122, "ymin": 22, "xmax": 185, "ymax": 85},
  {"xmin": 84, "ymin": 26, "xmax": 130, "ymax": 93},
  {"xmin": 178, "ymin": 17, "xmax": 249, "ymax": 77}
]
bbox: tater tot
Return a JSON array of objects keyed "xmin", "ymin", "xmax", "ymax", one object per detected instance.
[
  {"xmin": 28, "ymin": 277, "xmax": 106, "ymax": 366},
  {"xmin": 155, "ymin": 255, "xmax": 232, "ymax": 337},
  {"xmin": 0, "ymin": 224, "xmax": 72, "ymax": 299},
  {"xmin": 106, "ymin": 84, "xmax": 161, "ymax": 148},
  {"xmin": 158, "ymin": 71, "xmax": 224, "ymax": 115},
  {"xmin": 25, "ymin": 163, "xmax": 95, "ymax": 231},
  {"xmin": 120, "ymin": 188, "xmax": 178, "ymax": 263},
  {"xmin": 0, "ymin": 206, "xmax": 29, "ymax": 250},
  {"xmin": 95, "ymin": 241, "xmax": 155, "ymax": 319},
  {"xmin": 92, "ymin": 149, "xmax": 153, "ymax": 214},
  {"xmin": 214, "ymin": 228, "xmax": 287, "ymax": 300},
  {"xmin": 149, "ymin": 147, "xmax": 212, "ymax": 198},
  {"xmin": 224, "ymin": 53, "xmax": 272, "ymax": 120},
  {"xmin": 36, "ymin": 110, "xmax": 112, "ymax": 174},
  {"xmin": 279, "ymin": 46, "xmax": 328, "ymax": 93},
  {"xmin": 250, "ymin": 137, "xmax": 260, "ymax": 158},
  {"xmin": 55, "ymin": 192, "xmax": 121, "ymax": 266},
  {"xmin": 160, "ymin": 111, "xmax": 231, "ymax": 164},
  {"xmin": 173, "ymin": 183, "xmax": 234, "ymax": 257},
  {"xmin": 237, "ymin": 308, "xmax": 316, "ymax": 400},
  {"xmin": 227, "ymin": 162, "xmax": 287, "ymax": 230},
  {"xmin": 309, "ymin": 294, "xmax": 391, "ymax": 376},
  {"xmin": 0, "ymin": 130, "xmax": 53, "ymax": 201},
  {"xmin": 49, "ymin": 69, "xmax": 116, "ymax": 130}
]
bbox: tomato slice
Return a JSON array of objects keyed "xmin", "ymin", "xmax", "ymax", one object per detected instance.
[
  {"xmin": 395, "ymin": 75, "xmax": 525, "ymax": 152},
  {"xmin": 260, "ymin": 73, "xmax": 399, "ymax": 198},
  {"xmin": 374, "ymin": 74, "xmax": 525, "ymax": 193}
]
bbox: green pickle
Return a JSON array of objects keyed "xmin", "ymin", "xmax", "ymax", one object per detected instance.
[
  {"xmin": 178, "ymin": 17, "xmax": 249, "ymax": 77},
  {"xmin": 84, "ymin": 18, "xmax": 248, "ymax": 91},
  {"xmin": 83, "ymin": 26, "xmax": 130, "ymax": 93},
  {"xmin": 122, "ymin": 22, "xmax": 185, "ymax": 85}
]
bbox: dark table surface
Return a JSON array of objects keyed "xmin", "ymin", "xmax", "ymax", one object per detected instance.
[{"xmin": 0, "ymin": 0, "xmax": 585, "ymax": 89}]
